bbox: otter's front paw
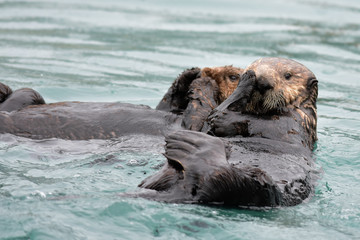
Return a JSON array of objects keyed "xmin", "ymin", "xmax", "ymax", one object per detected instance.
[
  {"xmin": 215, "ymin": 70, "xmax": 256, "ymax": 112},
  {"xmin": 228, "ymin": 70, "xmax": 256, "ymax": 110},
  {"xmin": 206, "ymin": 110, "xmax": 237, "ymax": 137}
]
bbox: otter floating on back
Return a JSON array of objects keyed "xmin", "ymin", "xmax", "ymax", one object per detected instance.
[
  {"xmin": 0, "ymin": 58, "xmax": 319, "ymax": 207},
  {"xmin": 138, "ymin": 57, "xmax": 319, "ymax": 207}
]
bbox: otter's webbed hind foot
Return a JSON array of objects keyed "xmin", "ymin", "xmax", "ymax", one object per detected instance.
[
  {"xmin": 137, "ymin": 130, "xmax": 228, "ymax": 203},
  {"xmin": 156, "ymin": 67, "xmax": 201, "ymax": 114},
  {"xmin": 133, "ymin": 130, "xmax": 281, "ymax": 207},
  {"xmin": 136, "ymin": 130, "xmax": 282, "ymax": 207}
]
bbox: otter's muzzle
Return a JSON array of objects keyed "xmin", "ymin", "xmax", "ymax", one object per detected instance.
[{"xmin": 256, "ymin": 75, "xmax": 274, "ymax": 94}]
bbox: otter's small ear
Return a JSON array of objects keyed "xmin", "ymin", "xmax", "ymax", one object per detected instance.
[
  {"xmin": 307, "ymin": 78, "xmax": 318, "ymax": 106},
  {"xmin": 307, "ymin": 78, "xmax": 318, "ymax": 89},
  {"xmin": 201, "ymin": 67, "xmax": 213, "ymax": 78}
]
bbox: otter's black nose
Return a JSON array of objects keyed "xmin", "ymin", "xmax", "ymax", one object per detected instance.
[{"xmin": 256, "ymin": 76, "xmax": 274, "ymax": 94}]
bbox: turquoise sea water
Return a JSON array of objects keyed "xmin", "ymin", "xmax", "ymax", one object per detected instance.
[{"xmin": 1, "ymin": 0, "xmax": 360, "ymax": 239}]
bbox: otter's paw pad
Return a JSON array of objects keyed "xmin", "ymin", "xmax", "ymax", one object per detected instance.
[{"xmin": 164, "ymin": 130, "xmax": 228, "ymax": 172}]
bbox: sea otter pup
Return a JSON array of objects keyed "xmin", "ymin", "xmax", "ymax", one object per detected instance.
[
  {"xmin": 0, "ymin": 66, "xmax": 242, "ymax": 139},
  {"xmin": 138, "ymin": 57, "xmax": 319, "ymax": 207},
  {"xmin": 156, "ymin": 66, "xmax": 243, "ymax": 113},
  {"xmin": 178, "ymin": 66, "xmax": 243, "ymax": 130}
]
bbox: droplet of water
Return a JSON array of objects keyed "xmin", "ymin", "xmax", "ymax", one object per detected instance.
[{"xmin": 32, "ymin": 190, "xmax": 46, "ymax": 199}]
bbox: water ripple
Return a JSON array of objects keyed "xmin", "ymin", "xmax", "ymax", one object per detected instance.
[{"xmin": 1, "ymin": 0, "xmax": 360, "ymax": 239}]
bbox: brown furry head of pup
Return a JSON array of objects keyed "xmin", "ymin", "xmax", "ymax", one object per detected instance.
[{"xmin": 201, "ymin": 66, "xmax": 244, "ymax": 103}]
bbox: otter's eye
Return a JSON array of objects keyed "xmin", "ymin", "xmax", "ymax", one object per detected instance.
[
  {"xmin": 229, "ymin": 75, "xmax": 239, "ymax": 82},
  {"xmin": 284, "ymin": 72, "xmax": 292, "ymax": 80}
]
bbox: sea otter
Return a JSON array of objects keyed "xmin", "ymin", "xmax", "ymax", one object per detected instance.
[
  {"xmin": 156, "ymin": 65, "xmax": 243, "ymax": 113},
  {"xmin": 137, "ymin": 57, "xmax": 319, "ymax": 207},
  {"xmin": 157, "ymin": 65, "xmax": 243, "ymax": 130},
  {"xmin": 0, "ymin": 65, "xmax": 242, "ymax": 139}
]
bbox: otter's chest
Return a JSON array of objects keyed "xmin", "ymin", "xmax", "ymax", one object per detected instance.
[
  {"xmin": 244, "ymin": 114, "xmax": 305, "ymax": 145},
  {"xmin": 226, "ymin": 137, "xmax": 314, "ymax": 192}
]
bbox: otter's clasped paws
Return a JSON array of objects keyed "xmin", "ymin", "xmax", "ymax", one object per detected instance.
[
  {"xmin": 204, "ymin": 110, "xmax": 247, "ymax": 137},
  {"xmin": 238, "ymin": 70, "xmax": 257, "ymax": 104},
  {"xmin": 209, "ymin": 110, "xmax": 235, "ymax": 136},
  {"xmin": 215, "ymin": 70, "xmax": 256, "ymax": 112}
]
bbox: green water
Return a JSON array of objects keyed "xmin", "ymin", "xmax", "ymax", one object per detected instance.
[{"xmin": 1, "ymin": 0, "xmax": 360, "ymax": 239}]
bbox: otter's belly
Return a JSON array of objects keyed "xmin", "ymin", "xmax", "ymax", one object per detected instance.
[
  {"xmin": 0, "ymin": 102, "xmax": 182, "ymax": 140},
  {"xmin": 227, "ymin": 137, "xmax": 318, "ymax": 205}
]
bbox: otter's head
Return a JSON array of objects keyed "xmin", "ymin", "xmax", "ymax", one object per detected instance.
[
  {"xmin": 243, "ymin": 57, "xmax": 318, "ymax": 114},
  {"xmin": 217, "ymin": 58, "xmax": 318, "ymax": 116},
  {"xmin": 217, "ymin": 57, "xmax": 318, "ymax": 145},
  {"xmin": 201, "ymin": 66, "xmax": 244, "ymax": 103}
]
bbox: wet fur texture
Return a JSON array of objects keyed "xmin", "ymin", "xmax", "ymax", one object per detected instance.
[
  {"xmin": 0, "ymin": 65, "xmax": 242, "ymax": 138},
  {"xmin": 157, "ymin": 65, "xmax": 243, "ymax": 131},
  {"xmin": 0, "ymin": 58, "xmax": 319, "ymax": 208},
  {"xmin": 139, "ymin": 57, "xmax": 319, "ymax": 207},
  {"xmin": 244, "ymin": 58, "xmax": 318, "ymax": 145},
  {"xmin": 0, "ymin": 83, "xmax": 45, "ymax": 112},
  {"xmin": 0, "ymin": 82, "xmax": 13, "ymax": 103},
  {"xmin": 218, "ymin": 58, "xmax": 318, "ymax": 148},
  {"xmin": 201, "ymin": 65, "xmax": 243, "ymax": 102}
]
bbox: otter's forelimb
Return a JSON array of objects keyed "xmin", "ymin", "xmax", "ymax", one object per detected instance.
[
  {"xmin": 216, "ymin": 70, "xmax": 256, "ymax": 112},
  {"xmin": 201, "ymin": 70, "xmax": 256, "ymax": 134}
]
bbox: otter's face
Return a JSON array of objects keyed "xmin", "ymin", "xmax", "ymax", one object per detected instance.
[
  {"xmin": 201, "ymin": 66, "xmax": 244, "ymax": 103},
  {"xmin": 244, "ymin": 57, "xmax": 317, "ymax": 114}
]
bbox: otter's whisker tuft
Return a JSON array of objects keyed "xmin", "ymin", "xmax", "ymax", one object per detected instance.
[{"xmin": 262, "ymin": 91, "xmax": 286, "ymax": 112}]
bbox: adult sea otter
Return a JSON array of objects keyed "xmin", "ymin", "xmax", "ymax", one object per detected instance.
[
  {"xmin": 138, "ymin": 57, "xmax": 319, "ymax": 207},
  {"xmin": 0, "ymin": 57, "xmax": 319, "ymax": 207}
]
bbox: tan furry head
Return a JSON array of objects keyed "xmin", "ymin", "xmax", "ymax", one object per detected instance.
[
  {"xmin": 201, "ymin": 66, "xmax": 244, "ymax": 103},
  {"xmin": 244, "ymin": 57, "xmax": 318, "ymax": 143},
  {"xmin": 244, "ymin": 57, "xmax": 317, "ymax": 113}
]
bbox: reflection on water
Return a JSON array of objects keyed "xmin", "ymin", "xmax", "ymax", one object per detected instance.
[{"xmin": 0, "ymin": 0, "xmax": 360, "ymax": 239}]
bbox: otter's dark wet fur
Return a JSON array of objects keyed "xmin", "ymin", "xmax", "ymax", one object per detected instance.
[
  {"xmin": 211, "ymin": 57, "xmax": 318, "ymax": 149},
  {"xmin": 0, "ymin": 58, "xmax": 319, "ymax": 207},
  {"xmin": 0, "ymin": 66, "xmax": 241, "ymax": 139},
  {"xmin": 0, "ymin": 82, "xmax": 45, "ymax": 113},
  {"xmin": 200, "ymin": 65, "xmax": 243, "ymax": 103},
  {"xmin": 157, "ymin": 66, "xmax": 242, "ymax": 131},
  {"xmin": 138, "ymin": 57, "xmax": 319, "ymax": 207}
]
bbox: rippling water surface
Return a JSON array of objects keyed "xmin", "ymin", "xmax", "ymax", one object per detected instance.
[{"xmin": 1, "ymin": 0, "xmax": 360, "ymax": 239}]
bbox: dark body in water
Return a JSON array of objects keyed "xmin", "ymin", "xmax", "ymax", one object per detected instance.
[
  {"xmin": 0, "ymin": 66, "xmax": 242, "ymax": 139},
  {"xmin": 0, "ymin": 58, "xmax": 318, "ymax": 207},
  {"xmin": 138, "ymin": 58, "xmax": 319, "ymax": 207}
]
